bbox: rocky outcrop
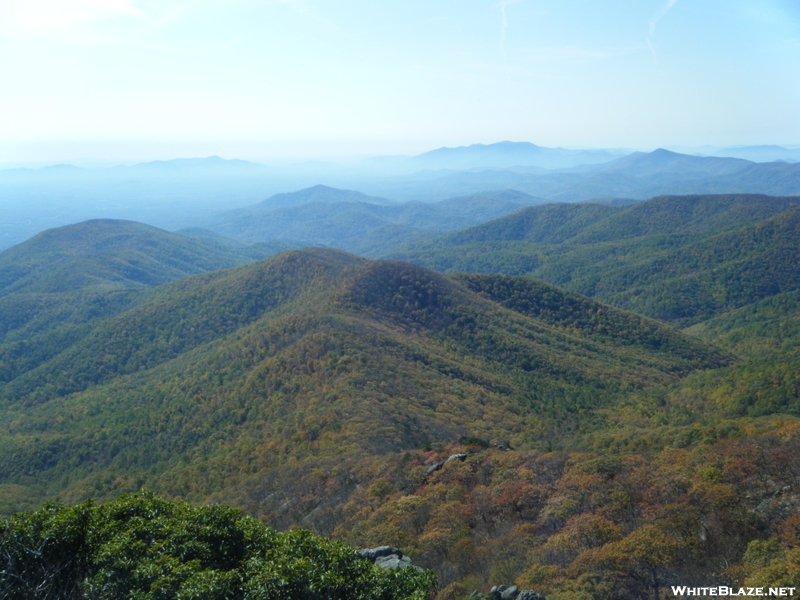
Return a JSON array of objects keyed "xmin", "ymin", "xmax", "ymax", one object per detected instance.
[
  {"xmin": 426, "ymin": 462, "xmax": 444, "ymax": 475},
  {"xmin": 376, "ymin": 554, "xmax": 417, "ymax": 570},
  {"xmin": 357, "ymin": 546, "xmax": 423, "ymax": 571},
  {"xmin": 515, "ymin": 591, "xmax": 546, "ymax": 600},
  {"xmin": 357, "ymin": 545, "xmax": 403, "ymax": 562},
  {"xmin": 445, "ymin": 453, "xmax": 468, "ymax": 465},
  {"xmin": 426, "ymin": 453, "xmax": 468, "ymax": 475}
]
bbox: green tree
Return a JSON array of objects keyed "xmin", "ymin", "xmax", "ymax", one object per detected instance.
[{"xmin": 0, "ymin": 492, "xmax": 436, "ymax": 600}]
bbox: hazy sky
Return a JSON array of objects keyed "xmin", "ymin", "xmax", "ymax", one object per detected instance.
[{"xmin": 1, "ymin": 0, "xmax": 799, "ymax": 163}]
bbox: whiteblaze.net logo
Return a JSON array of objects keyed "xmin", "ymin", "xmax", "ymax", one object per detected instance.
[{"xmin": 671, "ymin": 587, "xmax": 796, "ymax": 597}]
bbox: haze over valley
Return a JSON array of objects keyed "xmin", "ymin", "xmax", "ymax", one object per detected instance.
[{"xmin": 2, "ymin": 142, "xmax": 800, "ymax": 252}]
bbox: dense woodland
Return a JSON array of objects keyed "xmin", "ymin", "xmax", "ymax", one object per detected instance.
[{"xmin": 1, "ymin": 193, "xmax": 800, "ymax": 599}]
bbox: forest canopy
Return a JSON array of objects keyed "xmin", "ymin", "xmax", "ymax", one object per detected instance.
[{"xmin": 0, "ymin": 492, "xmax": 436, "ymax": 600}]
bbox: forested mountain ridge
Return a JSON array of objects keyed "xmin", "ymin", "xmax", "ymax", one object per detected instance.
[
  {"xmin": 0, "ymin": 248, "xmax": 731, "ymax": 512},
  {"xmin": 388, "ymin": 194, "xmax": 800, "ymax": 326},
  {"xmin": 392, "ymin": 193, "xmax": 800, "ymax": 249},
  {"xmin": 0, "ymin": 219, "xmax": 261, "ymax": 297},
  {"xmin": 0, "ymin": 220, "xmax": 296, "ymax": 399},
  {"xmin": 0, "ymin": 219, "xmax": 284, "ymax": 349},
  {"xmin": 202, "ymin": 187, "xmax": 545, "ymax": 255},
  {"xmin": 221, "ymin": 184, "xmax": 398, "ymax": 213},
  {"xmin": 1, "ymin": 214, "xmax": 799, "ymax": 596}
]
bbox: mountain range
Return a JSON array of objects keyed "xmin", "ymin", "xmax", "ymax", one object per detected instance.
[
  {"xmin": 683, "ymin": 144, "xmax": 800, "ymax": 163},
  {"xmin": 3, "ymin": 144, "xmax": 800, "ymax": 251},
  {"xmin": 188, "ymin": 150, "xmax": 800, "ymax": 255},
  {"xmin": 404, "ymin": 141, "xmax": 629, "ymax": 171},
  {"xmin": 0, "ymin": 243, "xmax": 731, "ymax": 514},
  {"xmin": 387, "ymin": 193, "xmax": 800, "ymax": 326},
  {"xmin": 3, "ymin": 146, "xmax": 800, "ymax": 596},
  {"xmin": 1, "ymin": 200, "xmax": 798, "ymax": 594},
  {"xmin": 200, "ymin": 186, "xmax": 545, "ymax": 255},
  {"xmin": 360, "ymin": 149, "xmax": 800, "ymax": 203},
  {"xmin": 385, "ymin": 191, "xmax": 800, "ymax": 436}
]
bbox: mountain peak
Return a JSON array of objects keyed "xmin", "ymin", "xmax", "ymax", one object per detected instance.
[
  {"xmin": 595, "ymin": 148, "xmax": 753, "ymax": 176},
  {"xmin": 649, "ymin": 147, "xmax": 681, "ymax": 158},
  {"xmin": 410, "ymin": 141, "xmax": 624, "ymax": 170},
  {"xmin": 0, "ymin": 219, "xmax": 256, "ymax": 298},
  {"xmin": 254, "ymin": 185, "xmax": 396, "ymax": 209}
]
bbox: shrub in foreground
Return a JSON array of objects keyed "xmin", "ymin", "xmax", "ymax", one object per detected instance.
[{"xmin": 0, "ymin": 491, "xmax": 436, "ymax": 600}]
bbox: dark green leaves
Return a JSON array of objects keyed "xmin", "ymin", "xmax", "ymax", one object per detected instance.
[{"xmin": 0, "ymin": 492, "xmax": 436, "ymax": 600}]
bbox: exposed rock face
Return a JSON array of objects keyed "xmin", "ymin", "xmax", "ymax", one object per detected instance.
[
  {"xmin": 500, "ymin": 585, "xmax": 518, "ymax": 599},
  {"xmin": 426, "ymin": 453, "xmax": 468, "ymax": 475},
  {"xmin": 357, "ymin": 545, "xmax": 403, "ymax": 561},
  {"xmin": 517, "ymin": 592, "xmax": 546, "ymax": 600},
  {"xmin": 357, "ymin": 546, "xmax": 423, "ymax": 572},
  {"xmin": 375, "ymin": 554, "xmax": 416, "ymax": 570},
  {"xmin": 444, "ymin": 453, "xmax": 468, "ymax": 465},
  {"xmin": 426, "ymin": 462, "xmax": 444, "ymax": 475}
]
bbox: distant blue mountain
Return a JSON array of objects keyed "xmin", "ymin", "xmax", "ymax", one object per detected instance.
[
  {"xmin": 358, "ymin": 148, "xmax": 800, "ymax": 203},
  {"xmin": 591, "ymin": 148, "xmax": 752, "ymax": 177},
  {"xmin": 408, "ymin": 141, "xmax": 628, "ymax": 170},
  {"xmin": 250, "ymin": 184, "xmax": 396, "ymax": 209},
  {"xmin": 122, "ymin": 156, "xmax": 270, "ymax": 174},
  {"xmin": 204, "ymin": 186, "xmax": 545, "ymax": 255},
  {"xmin": 711, "ymin": 145, "xmax": 800, "ymax": 163},
  {"xmin": 3, "ymin": 146, "xmax": 799, "ymax": 254}
]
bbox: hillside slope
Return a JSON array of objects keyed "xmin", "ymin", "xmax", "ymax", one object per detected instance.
[
  {"xmin": 0, "ymin": 219, "xmax": 259, "ymax": 297},
  {"xmin": 204, "ymin": 188, "xmax": 544, "ymax": 254},
  {"xmin": 2, "ymin": 240, "xmax": 798, "ymax": 597},
  {"xmin": 388, "ymin": 194, "xmax": 800, "ymax": 327},
  {"xmin": 0, "ymin": 248, "xmax": 730, "ymax": 512},
  {"xmin": 0, "ymin": 220, "xmax": 276, "ymax": 384}
]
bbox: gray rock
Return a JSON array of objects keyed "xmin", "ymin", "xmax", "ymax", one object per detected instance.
[
  {"xmin": 357, "ymin": 546, "xmax": 403, "ymax": 562},
  {"xmin": 358, "ymin": 545, "xmax": 424, "ymax": 572},
  {"xmin": 426, "ymin": 462, "xmax": 444, "ymax": 475},
  {"xmin": 487, "ymin": 585, "xmax": 542, "ymax": 600},
  {"xmin": 501, "ymin": 585, "xmax": 519, "ymax": 600},
  {"xmin": 375, "ymin": 555, "xmax": 413, "ymax": 569},
  {"xmin": 444, "ymin": 453, "xmax": 468, "ymax": 465}
]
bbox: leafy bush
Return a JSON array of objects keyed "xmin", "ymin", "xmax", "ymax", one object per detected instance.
[{"xmin": 0, "ymin": 492, "xmax": 435, "ymax": 600}]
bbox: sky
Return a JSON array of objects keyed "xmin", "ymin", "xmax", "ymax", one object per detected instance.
[{"xmin": 1, "ymin": 0, "xmax": 799, "ymax": 164}]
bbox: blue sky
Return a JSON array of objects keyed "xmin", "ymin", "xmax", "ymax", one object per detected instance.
[{"xmin": 1, "ymin": 0, "xmax": 798, "ymax": 163}]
